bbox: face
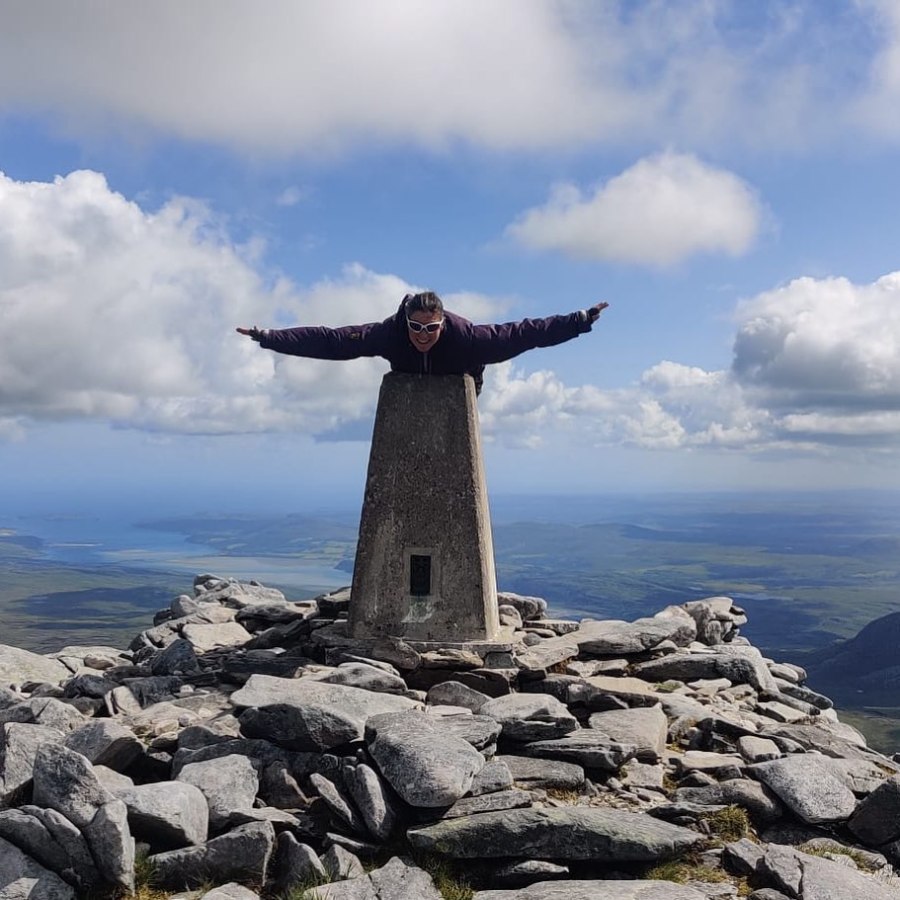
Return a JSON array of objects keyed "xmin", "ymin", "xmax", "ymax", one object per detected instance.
[{"xmin": 407, "ymin": 309, "xmax": 444, "ymax": 353}]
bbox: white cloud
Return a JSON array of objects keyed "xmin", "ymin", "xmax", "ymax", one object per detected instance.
[
  {"xmin": 505, "ymin": 153, "xmax": 762, "ymax": 266},
  {"xmin": 275, "ymin": 186, "xmax": 308, "ymax": 207},
  {"xmin": 480, "ymin": 271, "xmax": 900, "ymax": 455},
  {"xmin": 0, "ymin": 170, "xmax": 512, "ymax": 440},
  {"xmin": 0, "ymin": 1, "xmax": 898, "ymax": 154}
]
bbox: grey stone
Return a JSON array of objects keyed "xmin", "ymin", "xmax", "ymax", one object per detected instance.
[
  {"xmin": 9, "ymin": 805, "xmax": 101, "ymax": 889},
  {"xmin": 0, "ymin": 697, "xmax": 85, "ymax": 732},
  {"xmin": 473, "ymin": 882, "xmax": 709, "ymax": 899},
  {"xmin": 675, "ymin": 780, "xmax": 783, "ymax": 825},
  {"xmin": 230, "ymin": 674, "xmax": 416, "ymax": 751},
  {"xmin": 0, "ymin": 722, "xmax": 64, "ymax": 802},
  {"xmin": 83, "ymin": 799, "xmax": 134, "ymax": 891},
  {"xmin": 31, "ymin": 743, "xmax": 114, "ymax": 829},
  {"xmin": 722, "ymin": 837, "xmax": 765, "ymax": 875},
  {"xmin": 272, "ymin": 832, "xmax": 327, "ymax": 887},
  {"xmin": 192, "ymin": 578, "xmax": 287, "ymax": 609},
  {"xmin": 323, "ymin": 843, "xmax": 365, "ymax": 880},
  {"xmin": 310, "ymin": 772, "xmax": 367, "ymax": 835},
  {"xmin": 407, "ymin": 807, "xmax": 702, "ymax": 860},
  {"xmin": 751, "ymin": 755, "xmax": 857, "ymax": 825},
  {"xmin": 177, "ymin": 753, "xmax": 258, "ymax": 831},
  {"xmin": 0, "ymin": 645, "xmax": 70, "ymax": 687},
  {"xmin": 581, "ymin": 674, "xmax": 664, "ymax": 706},
  {"xmin": 182, "ymin": 621, "xmax": 253, "ymax": 652},
  {"xmin": 151, "ymin": 638, "xmax": 201, "ymax": 675},
  {"xmin": 479, "ymin": 693, "xmax": 579, "ymax": 742},
  {"xmin": 521, "ymin": 731, "xmax": 637, "ymax": 771},
  {"xmin": 200, "ymin": 884, "xmax": 261, "ymax": 900},
  {"xmin": 489, "ymin": 860, "xmax": 569, "ymax": 886},
  {"xmin": 426, "ymin": 680, "xmax": 491, "ymax": 711},
  {"xmin": 0, "ymin": 835, "xmax": 76, "ymax": 899},
  {"xmin": 148, "ymin": 820, "xmax": 276, "ymax": 889},
  {"xmin": 116, "ymin": 781, "xmax": 209, "ymax": 847},
  {"xmin": 673, "ymin": 751, "xmax": 745, "ymax": 776},
  {"xmin": 759, "ymin": 843, "xmax": 900, "ymax": 900},
  {"xmin": 497, "ymin": 592, "xmax": 548, "ymax": 621},
  {"xmin": 435, "ymin": 713, "xmax": 502, "ymax": 750},
  {"xmin": 737, "ymin": 736, "xmax": 782, "ymax": 763},
  {"xmin": 497, "ymin": 755, "xmax": 585, "ymax": 790},
  {"xmin": 588, "ymin": 705, "xmax": 668, "ymax": 762},
  {"xmin": 469, "ymin": 760, "xmax": 514, "ymax": 796},
  {"xmin": 349, "ymin": 374, "xmax": 500, "ymax": 642},
  {"xmin": 366, "ymin": 710, "xmax": 485, "ymax": 807},
  {"xmin": 368, "ymin": 856, "xmax": 443, "ymax": 899},
  {"xmin": 63, "ymin": 719, "xmax": 144, "ymax": 771},
  {"xmin": 575, "ymin": 616, "xmax": 697, "ymax": 655},
  {"xmin": 308, "ymin": 877, "xmax": 378, "ymax": 899},
  {"xmin": 443, "ymin": 788, "xmax": 533, "ymax": 818},
  {"xmin": 849, "ymin": 774, "xmax": 900, "ymax": 845},
  {"xmin": 309, "ymin": 662, "xmax": 408, "ymax": 695},
  {"xmin": 620, "ymin": 760, "xmax": 666, "ymax": 791},
  {"xmin": 515, "ymin": 637, "xmax": 580, "ymax": 673},
  {"xmin": 344, "ymin": 763, "xmax": 398, "ymax": 842}
]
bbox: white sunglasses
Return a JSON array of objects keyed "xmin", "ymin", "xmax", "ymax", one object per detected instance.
[{"xmin": 406, "ymin": 318, "xmax": 444, "ymax": 334}]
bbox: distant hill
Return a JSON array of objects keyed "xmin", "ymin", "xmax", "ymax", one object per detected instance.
[{"xmin": 804, "ymin": 609, "xmax": 900, "ymax": 707}]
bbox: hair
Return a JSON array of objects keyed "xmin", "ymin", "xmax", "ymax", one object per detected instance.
[{"xmin": 403, "ymin": 292, "xmax": 444, "ymax": 317}]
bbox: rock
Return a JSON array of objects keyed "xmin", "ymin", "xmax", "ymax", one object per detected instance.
[
  {"xmin": 148, "ymin": 820, "xmax": 276, "ymax": 889},
  {"xmin": 575, "ymin": 616, "xmax": 697, "ymax": 655},
  {"xmin": 83, "ymin": 799, "xmax": 135, "ymax": 891},
  {"xmin": 435, "ymin": 713, "xmax": 502, "ymax": 750},
  {"xmin": 407, "ymin": 807, "xmax": 702, "ymax": 860},
  {"xmin": 310, "ymin": 772, "xmax": 367, "ymax": 836},
  {"xmin": 473, "ymin": 882, "xmax": 709, "ymax": 899},
  {"xmin": 426, "ymin": 680, "xmax": 491, "ymax": 711},
  {"xmin": 151, "ymin": 638, "xmax": 201, "ymax": 675},
  {"xmin": 497, "ymin": 592, "xmax": 548, "ymax": 621},
  {"xmin": 230, "ymin": 674, "xmax": 417, "ymax": 751},
  {"xmin": 368, "ymin": 856, "xmax": 443, "ymax": 899},
  {"xmin": 0, "ymin": 645, "xmax": 70, "ymax": 687},
  {"xmin": 63, "ymin": 719, "xmax": 144, "ymax": 771},
  {"xmin": 737, "ymin": 736, "xmax": 782, "ymax": 763},
  {"xmin": 182, "ymin": 622, "xmax": 253, "ymax": 652},
  {"xmin": 0, "ymin": 835, "xmax": 76, "ymax": 899},
  {"xmin": 323, "ymin": 843, "xmax": 365, "ymax": 879},
  {"xmin": 758, "ymin": 843, "xmax": 900, "ymax": 900},
  {"xmin": 675, "ymin": 780, "xmax": 783, "ymax": 825},
  {"xmin": 177, "ymin": 753, "xmax": 259, "ymax": 831},
  {"xmin": 520, "ymin": 731, "xmax": 637, "ymax": 771},
  {"xmin": 849, "ymin": 774, "xmax": 900, "ymax": 845},
  {"xmin": 344, "ymin": 763, "xmax": 398, "ymax": 841},
  {"xmin": 497, "ymin": 755, "xmax": 585, "ymax": 790},
  {"xmin": 750, "ymin": 755, "xmax": 857, "ymax": 825},
  {"xmin": 588, "ymin": 705, "xmax": 668, "ymax": 762},
  {"xmin": 479, "ymin": 693, "xmax": 579, "ymax": 741},
  {"xmin": 443, "ymin": 788, "xmax": 533, "ymax": 818},
  {"xmin": 200, "ymin": 884, "xmax": 261, "ymax": 900},
  {"xmin": 470, "ymin": 760, "xmax": 514, "ymax": 796},
  {"xmin": 115, "ymin": 781, "xmax": 209, "ymax": 847},
  {"xmin": 308, "ymin": 662, "xmax": 408, "ymax": 695},
  {"xmin": 0, "ymin": 722, "xmax": 64, "ymax": 803},
  {"xmin": 272, "ymin": 832, "xmax": 327, "ymax": 887},
  {"xmin": 31, "ymin": 743, "xmax": 114, "ymax": 829},
  {"xmin": 365, "ymin": 710, "xmax": 485, "ymax": 807}
]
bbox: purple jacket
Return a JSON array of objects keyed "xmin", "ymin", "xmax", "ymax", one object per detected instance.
[{"xmin": 259, "ymin": 300, "xmax": 593, "ymax": 393}]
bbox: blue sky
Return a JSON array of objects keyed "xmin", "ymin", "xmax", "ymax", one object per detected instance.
[{"xmin": 2, "ymin": 0, "xmax": 900, "ymax": 507}]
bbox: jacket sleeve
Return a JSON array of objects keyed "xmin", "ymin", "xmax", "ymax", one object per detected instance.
[
  {"xmin": 258, "ymin": 320, "xmax": 393, "ymax": 360},
  {"xmin": 467, "ymin": 312, "xmax": 592, "ymax": 365}
]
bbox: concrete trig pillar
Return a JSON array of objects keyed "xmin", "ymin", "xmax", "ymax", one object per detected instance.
[{"xmin": 349, "ymin": 373, "xmax": 500, "ymax": 642}]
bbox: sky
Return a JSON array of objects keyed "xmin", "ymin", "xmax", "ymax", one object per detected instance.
[{"xmin": 2, "ymin": 0, "xmax": 900, "ymax": 511}]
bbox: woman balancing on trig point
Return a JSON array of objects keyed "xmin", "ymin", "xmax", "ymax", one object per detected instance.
[{"xmin": 237, "ymin": 292, "xmax": 608, "ymax": 395}]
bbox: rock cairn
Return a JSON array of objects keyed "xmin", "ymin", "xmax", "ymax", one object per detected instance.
[{"xmin": 2, "ymin": 576, "xmax": 900, "ymax": 899}]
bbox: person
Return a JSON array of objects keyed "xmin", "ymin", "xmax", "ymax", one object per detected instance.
[{"xmin": 237, "ymin": 292, "xmax": 608, "ymax": 394}]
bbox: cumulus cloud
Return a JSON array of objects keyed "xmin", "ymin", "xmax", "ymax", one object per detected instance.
[
  {"xmin": 0, "ymin": 170, "xmax": 506, "ymax": 438},
  {"xmin": 482, "ymin": 272, "xmax": 900, "ymax": 455},
  {"xmin": 505, "ymin": 152, "xmax": 762, "ymax": 266},
  {"xmin": 0, "ymin": 1, "xmax": 898, "ymax": 154}
]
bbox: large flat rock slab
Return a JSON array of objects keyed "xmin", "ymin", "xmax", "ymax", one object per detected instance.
[
  {"xmin": 230, "ymin": 674, "xmax": 417, "ymax": 751},
  {"xmin": 0, "ymin": 645, "xmax": 70, "ymax": 687},
  {"xmin": 407, "ymin": 807, "xmax": 701, "ymax": 860}
]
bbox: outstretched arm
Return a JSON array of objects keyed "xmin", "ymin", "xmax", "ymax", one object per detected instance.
[
  {"xmin": 235, "ymin": 321, "xmax": 392, "ymax": 360},
  {"xmin": 468, "ymin": 302, "xmax": 608, "ymax": 366}
]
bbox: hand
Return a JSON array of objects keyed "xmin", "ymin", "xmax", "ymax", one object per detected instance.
[
  {"xmin": 588, "ymin": 302, "xmax": 609, "ymax": 322},
  {"xmin": 236, "ymin": 326, "xmax": 265, "ymax": 342}
]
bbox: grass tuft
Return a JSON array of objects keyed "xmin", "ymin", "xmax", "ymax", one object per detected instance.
[{"xmin": 701, "ymin": 805, "xmax": 750, "ymax": 843}]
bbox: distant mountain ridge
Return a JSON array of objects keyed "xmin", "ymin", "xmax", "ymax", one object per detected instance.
[{"xmin": 804, "ymin": 609, "xmax": 900, "ymax": 707}]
